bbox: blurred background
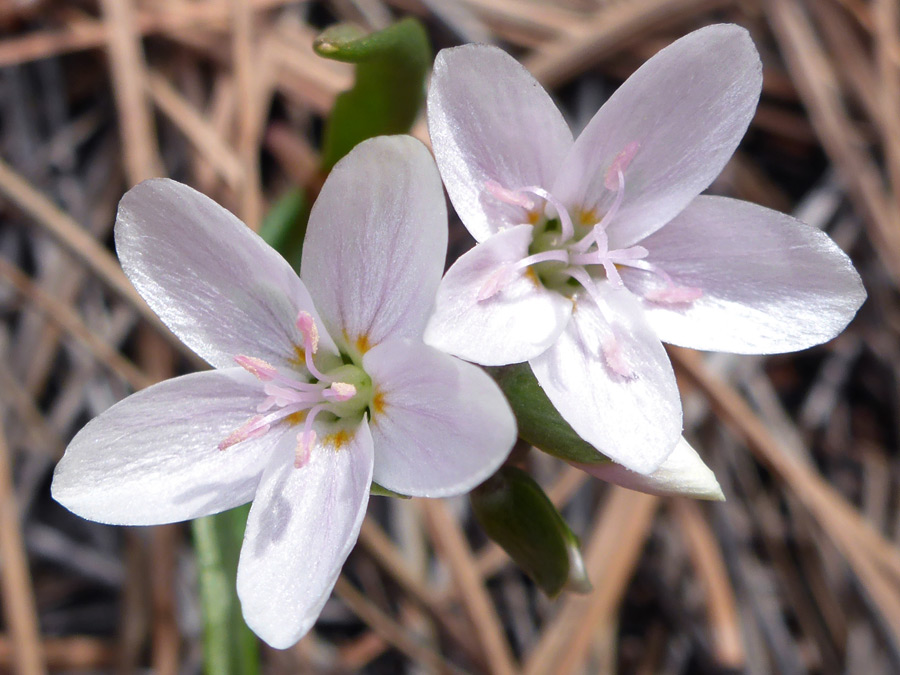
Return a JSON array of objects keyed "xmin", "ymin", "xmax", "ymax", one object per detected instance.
[{"xmin": 0, "ymin": 0, "xmax": 898, "ymax": 673}]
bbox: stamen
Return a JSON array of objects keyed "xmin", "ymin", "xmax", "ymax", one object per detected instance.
[
  {"xmin": 294, "ymin": 403, "xmax": 326, "ymax": 468},
  {"xmin": 570, "ymin": 245, "xmax": 647, "ymax": 267},
  {"xmin": 565, "ymin": 266, "xmax": 608, "ymax": 310},
  {"xmin": 219, "ymin": 415, "xmax": 270, "ymax": 451},
  {"xmin": 602, "ymin": 337, "xmax": 633, "ymax": 378},
  {"xmin": 324, "ymin": 382, "xmax": 357, "ymax": 402},
  {"xmin": 295, "ymin": 311, "xmax": 332, "ymax": 382},
  {"xmin": 477, "ymin": 250, "xmax": 570, "ymax": 302},
  {"xmin": 604, "ymin": 141, "xmax": 640, "ymax": 190},
  {"xmin": 234, "ymin": 355, "xmax": 277, "ymax": 381},
  {"xmin": 485, "ymin": 180, "xmax": 536, "ymax": 210},
  {"xmin": 514, "ymin": 249, "xmax": 570, "ymax": 270},
  {"xmin": 261, "ymin": 383, "xmax": 310, "ymax": 408},
  {"xmin": 294, "ymin": 430, "xmax": 315, "ymax": 469},
  {"xmin": 608, "ymin": 245, "xmax": 649, "ymax": 262},
  {"xmin": 222, "ymin": 317, "xmax": 367, "ymax": 466},
  {"xmin": 571, "ymin": 169, "xmax": 626, "ymax": 256},
  {"xmin": 619, "ymin": 260, "xmax": 703, "ymax": 305},
  {"xmin": 295, "ymin": 312, "xmax": 319, "ymax": 353},
  {"xmin": 598, "ymin": 170, "xmax": 626, "ymax": 230},
  {"xmin": 562, "ymin": 267, "xmax": 635, "ymax": 378},
  {"xmin": 477, "ymin": 265, "xmax": 515, "ymax": 302},
  {"xmin": 257, "ymin": 397, "xmax": 278, "ymax": 413},
  {"xmin": 518, "ymin": 186, "xmax": 576, "ymax": 241}
]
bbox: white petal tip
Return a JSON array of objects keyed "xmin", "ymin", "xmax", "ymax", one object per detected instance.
[
  {"xmin": 574, "ymin": 438, "xmax": 724, "ymax": 500},
  {"xmin": 247, "ymin": 620, "xmax": 311, "ymax": 651}
]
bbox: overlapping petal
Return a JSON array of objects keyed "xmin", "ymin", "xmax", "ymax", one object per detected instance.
[
  {"xmin": 553, "ymin": 24, "xmax": 762, "ymax": 249},
  {"xmin": 620, "ymin": 196, "xmax": 867, "ymax": 353},
  {"xmin": 237, "ymin": 420, "xmax": 373, "ymax": 650},
  {"xmin": 428, "ymin": 44, "xmax": 573, "ymax": 242},
  {"xmin": 529, "ymin": 285, "xmax": 682, "ymax": 474},
  {"xmin": 363, "ymin": 338, "xmax": 515, "ymax": 497},
  {"xmin": 51, "ymin": 369, "xmax": 279, "ymax": 525},
  {"xmin": 116, "ymin": 179, "xmax": 337, "ymax": 370},
  {"xmin": 573, "ymin": 437, "xmax": 723, "ymax": 500},
  {"xmin": 302, "ymin": 136, "xmax": 448, "ymax": 359},
  {"xmin": 424, "ymin": 225, "xmax": 573, "ymax": 365}
]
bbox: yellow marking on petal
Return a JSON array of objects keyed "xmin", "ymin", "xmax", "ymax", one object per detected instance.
[
  {"xmin": 523, "ymin": 267, "xmax": 540, "ymax": 287},
  {"xmin": 526, "ymin": 210, "xmax": 541, "ymax": 225},
  {"xmin": 289, "ymin": 344, "xmax": 306, "ymax": 367},
  {"xmin": 355, "ymin": 334, "xmax": 371, "ymax": 354},
  {"xmin": 577, "ymin": 208, "xmax": 599, "ymax": 226},
  {"xmin": 324, "ymin": 429, "xmax": 350, "ymax": 450},
  {"xmin": 286, "ymin": 411, "xmax": 307, "ymax": 426},
  {"xmin": 372, "ymin": 390, "xmax": 386, "ymax": 415}
]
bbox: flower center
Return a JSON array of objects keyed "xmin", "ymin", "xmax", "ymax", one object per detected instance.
[
  {"xmin": 480, "ymin": 142, "xmax": 702, "ymax": 307},
  {"xmin": 219, "ymin": 311, "xmax": 373, "ymax": 469}
]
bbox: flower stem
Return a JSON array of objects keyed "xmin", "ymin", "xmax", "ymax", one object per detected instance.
[{"xmin": 192, "ymin": 506, "xmax": 260, "ymax": 675}]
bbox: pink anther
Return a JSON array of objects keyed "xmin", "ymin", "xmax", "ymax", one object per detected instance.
[
  {"xmin": 296, "ymin": 311, "xmax": 319, "ymax": 354},
  {"xmin": 235, "ymin": 355, "xmax": 277, "ymax": 381},
  {"xmin": 477, "ymin": 265, "xmax": 514, "ymax": 302},
  {"xmin": 219, "ymin": 415, "xmax": 270, "ymax": 451},
  {"xmin": 296, "ymin": 311, "xmax": 331, "ymax": 381},
  {"xmin": 602, "ymin": 337, "xmax": 633, "ymax": 378},
  {"xmin": 294, "ymin": 430, "xmax": 315, "ymax": 469},
  {"xmin": 604, "ymin": 141, "xmax": 640, "ymax": 191},
  {"xmin": 485, "ymin": 180, "xmax": 536, "ymax": 210},
  {"xmin": 324, "ymin": 382, "xmax": 357, "ymax": 402}
]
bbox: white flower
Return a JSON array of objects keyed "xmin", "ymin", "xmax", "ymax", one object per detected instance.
[
  {"xmin": 424, "ymin": 25, "xmax": 865, "ymax": 476},
  {"xmin": 51, "ymin": 136, "xmax": 516, "ymax": 649}
]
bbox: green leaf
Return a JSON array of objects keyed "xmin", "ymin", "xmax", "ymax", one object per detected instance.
[
  {"xmin": 259, "ymin": 188, "xmax": 308, "ymax": 266},
  {"xmin": 314, "ymin": 18, "xmax": 430, "ymax": 169},
  {"xmin": 192, "ymin": 506, "xmax": 260, "ymax": 675},
  {"xmin": 486, "ymin": 363, "xmax": 612, "ymax": 466},
  {"xmin": 470, "ymin": 466, "xmax": 591, "ymax": 597}
]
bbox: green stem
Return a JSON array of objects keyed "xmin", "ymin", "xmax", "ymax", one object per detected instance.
[{"xmin": 192, "ymin": 505, "xmax": 260, "ymax": 675}]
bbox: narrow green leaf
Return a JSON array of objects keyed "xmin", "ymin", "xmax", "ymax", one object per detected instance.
[
  {"xmin": 259, "ymin": 188, "xmax": 308, "ymax": 266},
  {"xmin": 470, "ymin": 466, "xmax": 590, "ymax": 597},
  {"xmin": 314, "ymin": 18, "xmax": 430, "ymax": 169},
  {"xmin": 486, "ymin": 363, "xmax": 611, "ymax": 466},
  {"xmin": 192, "ymin": 506, "xmax": 259, "ymax": 675}
]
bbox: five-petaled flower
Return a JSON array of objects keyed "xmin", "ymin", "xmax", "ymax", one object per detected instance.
[
  {"xmin": 424, "ymin": 24, "xmax": 865, "ymax": 476},
  {"xmin": 51, "ymin": 136, "xmax": 516, "ymax": 649}
]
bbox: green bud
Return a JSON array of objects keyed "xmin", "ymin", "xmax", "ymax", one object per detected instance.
[{"xmin": 470, "ymin": 466, "xmax": 590, "ymax": 597}]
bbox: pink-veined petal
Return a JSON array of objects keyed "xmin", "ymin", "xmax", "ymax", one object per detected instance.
[
  {"xmin": 116, "ymin": 179, "xmax": 338, "ymax": 370},
  {"xmin": 362, "ymin": 339, "xmax": 515, "ymax": 497},
  {"xmin": 573, "ymin": 437, "xmax": 723, "ymax": 500},
  {"xmin": 424, "ymin": 225, "xmax": 572, "ymax": 366},
  {"xmin": 530, "ymin": 285, "xmax": 682, "ymax": 474},
  {"xmin": 236, "ymin": 419, "xmax": 373, "ymax": 649},
  {"xmin": 428, "ymin": 44, "xmax": 573, "ymax": 242},
  {"xmin": 620, "ymin": 196, "xmax": 867, "ymax": 353},
  {"xmin": 51, "ymin": 369, "xmax": 280, "ymax": 525},
  {"xmin": 301, "ymin": 136, "xmax": 447, "ymax": 360},
  {"xmin": 553, "ymin": 24, "xmax": 762, "ymax": 248}
]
